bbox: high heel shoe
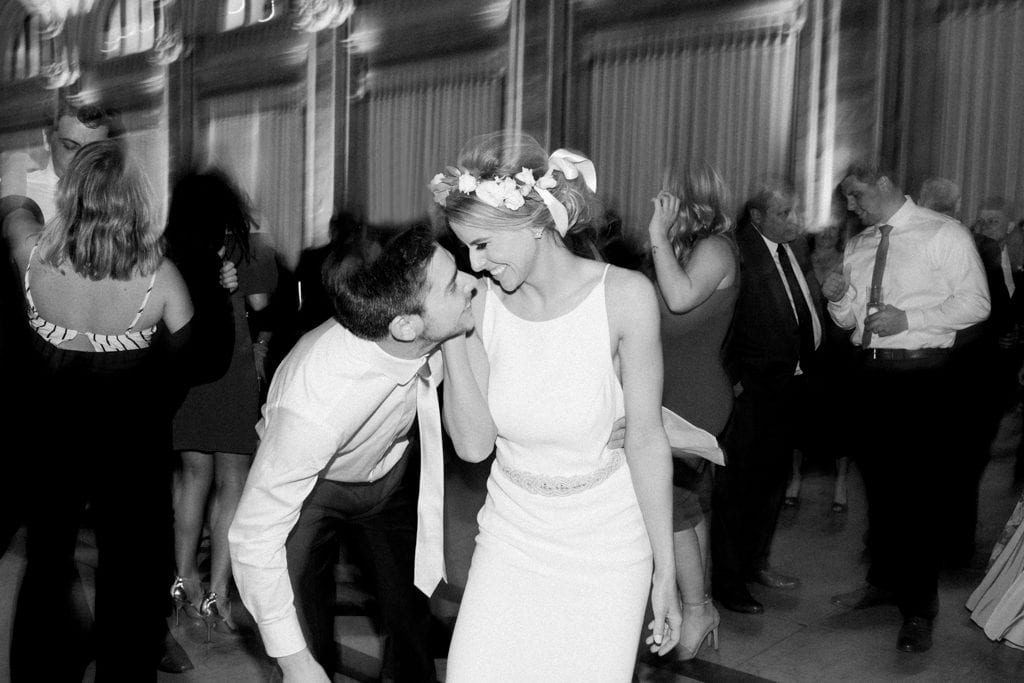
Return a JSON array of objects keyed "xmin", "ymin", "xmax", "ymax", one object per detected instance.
[
  {"xmin": 678, "ymin": 597, "xmax": 720, "ymax": 661},
  {"xmin": 170, "ymin": 576, "xmax": 202, "ymax": 626},
  {"xmin": 199, "ymin": 591, "xmax": 236, "ymax": 642}
]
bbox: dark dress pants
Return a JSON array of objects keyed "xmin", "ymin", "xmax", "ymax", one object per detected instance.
[
  {"xmin": 712, "ymin": 374, "xmax": 816, "ymax": 592},
  {"xmin": 285, "ymin": 447, "xmax": 435, "ymax": 682},
  {"xmin": 855, "ymin": 356, "xmax": 953, "ymax": 619},
  {"xmin": 11, "ymin": 431, "xmax": 172, "ymax": 681},
  {"xmin": 944, "ymin": 338, "xmax": 1003, "ymax": 564}
]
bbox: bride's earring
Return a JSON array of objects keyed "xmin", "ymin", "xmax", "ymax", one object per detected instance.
[{"xmin": 533, "ymin": 230, "xmax": 544, "ymax": 239}]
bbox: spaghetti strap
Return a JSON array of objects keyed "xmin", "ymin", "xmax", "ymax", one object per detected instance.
[
  {"xmin": 126, "ymin": 270, "xmax": 158, "ymax": 332},
  {"xmin": 600, "ymin": 262, "xmax": 611, "ymax": 283},
  {"xmin": 24, "ymin": 244, "xmax": 38, "ymax": 314}
]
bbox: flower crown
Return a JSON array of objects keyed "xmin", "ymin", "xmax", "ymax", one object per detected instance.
[{"xmin": 429, "ymin": 149, "xmax": 597, "ymax": 236}]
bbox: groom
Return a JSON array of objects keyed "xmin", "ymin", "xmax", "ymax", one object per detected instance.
[{"xmin": 229, "ymin": 225, "xmax": 479, "ymax": 682}]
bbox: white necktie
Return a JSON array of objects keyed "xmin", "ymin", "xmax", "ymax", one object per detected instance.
[
  {"xmin": 413, "ymin": 360, "xmax": 446, "ymax": 596},
  {"xmin": 1001, "ymin": 245, "xmax": 1016, "ymax": 298}
]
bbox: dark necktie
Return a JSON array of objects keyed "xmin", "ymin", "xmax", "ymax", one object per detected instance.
[
  {"xmin": 776, "ymin": 243, "xmax": 815, "ymax": 364},
  {"xmin": 861, "ymin": 224, "xmax": 893, "ymax": 349}
]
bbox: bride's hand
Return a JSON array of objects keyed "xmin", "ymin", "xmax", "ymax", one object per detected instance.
[
  {"xmin": 648, "ymin": 191, "xmax": 681, "ymax": 239},
  {"xmin": 645, "ymin": 571, "xmax": 682, "ymax": 656}
]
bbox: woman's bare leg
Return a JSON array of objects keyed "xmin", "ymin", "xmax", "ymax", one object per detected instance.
[
  {"xmin": 172, "ymin": 450, "xmax": 213, "ymax": 600},
  {"xmin": 674, "ymin": 523, "xmax": 719, "ymax": 659},
  {"xmin": 208, "ymin": 451, "xmax": 252, "ymax": 628}
]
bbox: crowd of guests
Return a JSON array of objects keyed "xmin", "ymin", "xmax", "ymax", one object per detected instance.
[{"xmin": 2, "ymin": 93, "xmax": 1024, "ymax": 681}]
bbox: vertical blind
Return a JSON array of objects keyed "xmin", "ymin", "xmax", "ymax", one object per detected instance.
[
  {"xmin": 202, "ymin": 88, "xmax": 305, "ymax": 268},
  {"xmin": 364, "ymin": 54, "xmax": 504, "ymax": 225},
  {"xmin": 579, "ymin": 16, "xmax": 800, "ymax": 244},
  {"xmin": 121, "ymin": 104, "xmax": 170, "ymax": 221},
  {"xmin": 8, "ymin": 13, "xmax": 54, "ymax": 80},
  {"xmin": 933, "ymin": 0, "xmax": 1024, "ymax": 222}
]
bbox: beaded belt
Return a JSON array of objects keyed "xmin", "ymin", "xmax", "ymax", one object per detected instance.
[{"xmin": 498, "ymin": 450, "xmax": 624, "ymax": 496}]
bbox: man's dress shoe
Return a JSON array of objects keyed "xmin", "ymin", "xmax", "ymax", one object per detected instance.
[
  {"xmin": 752, "ymin": 569, "xmax": 800, "ymax": 590},
  {"xmin": 830, "ymin": 585, "xmax": 897, "ymax": 609},
  {"xmin": 897, "ymin": 617, "xmax": 933, "ymax": 653},
  {"xmin": 714, "ymin": 587, "xmax": 764, "ymax": 614}
]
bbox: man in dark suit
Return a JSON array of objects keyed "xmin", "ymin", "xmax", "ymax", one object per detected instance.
[
  {"xmin": 942, "ymin": 201, "xmax": 1018, "ymax": 567},
  {"xmin": 711, "ymin": 181, "xmax": 824, "ymax": 614}
]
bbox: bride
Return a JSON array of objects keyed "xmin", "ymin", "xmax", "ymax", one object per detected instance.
[{"xmin": 435, "ymin": 131, "xmax": 682, "ymax": 681}]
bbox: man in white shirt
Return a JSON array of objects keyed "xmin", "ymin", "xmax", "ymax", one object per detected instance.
[
  {"xmin": 824, "ymin": 164, "xmax": 989, "ymax": 653},
  {"xmin": 229, "ymin": 226, "xmax": 478, "ymax": 682},
  {"xmin": 1, "ymin": 96, "xmax": 123, "ymax": 221}
]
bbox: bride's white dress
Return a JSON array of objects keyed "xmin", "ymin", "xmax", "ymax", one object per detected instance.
[
  {"xmin": 445, "ymin": 267, "xmax": 653, "ymax": 682},
  {"xmin": 966, "ymin": 494, "xmax": 1024, "ymax": 648}
]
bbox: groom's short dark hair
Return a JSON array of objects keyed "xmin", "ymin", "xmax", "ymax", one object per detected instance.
[{"xmin": 326, "ymin": 224, "xmax": 436, "ymax": 340}]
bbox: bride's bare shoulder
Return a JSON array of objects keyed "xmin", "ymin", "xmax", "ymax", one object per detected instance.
[{"xmin": 603, "ymin": 264, "xmax": 658, "ymax": 324}]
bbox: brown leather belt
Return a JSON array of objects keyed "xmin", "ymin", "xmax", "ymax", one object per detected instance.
[{"xmin": 861, "ymin": 348, "xmax": 952, "ymax": 362}]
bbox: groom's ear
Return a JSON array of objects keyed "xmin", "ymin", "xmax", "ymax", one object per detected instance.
[{"xmin": 389, "ymin": 313, "xmax": 424, "ymax": 342}]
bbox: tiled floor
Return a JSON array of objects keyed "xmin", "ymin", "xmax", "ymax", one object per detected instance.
[{"xmin": 2, "ymin": 410, "xmax": 1024, "ymax": 682}]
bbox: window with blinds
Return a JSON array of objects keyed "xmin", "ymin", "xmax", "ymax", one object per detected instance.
[{"xmin": 573, "ymin": 6, "xmax": 803, "ymax": 242}]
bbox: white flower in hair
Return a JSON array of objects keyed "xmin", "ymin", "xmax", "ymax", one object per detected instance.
[
  {"xmin": 429, "ymin": 173, "xmax": 452, "ymax": 206},
  {"xmin": 491, "ymin": 177, "xmax": 520, "ymax": 209},
  {"xmin": 474, "ymin": 179, "xmax": 508, "ymax": 208},
  {"xmin": 503, "ymin": 189, "xmax": 525, "ymax": 210},
  {"xmin": 458, "ymin": 172, "xmax": 478, "ymax": 193},
  {"xmin": 515, "ymin": 167, "xmax": 536, "ymax": 195},
  {"xmin": 536, "ymin": 169, "xmax": 557, "ymax": 190}
]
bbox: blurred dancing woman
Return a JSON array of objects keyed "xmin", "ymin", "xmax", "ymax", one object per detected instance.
[
  {"xmin": 167, "ymin": 169, "xmax": 277, "ymax": 636},
  {"xmin": 1, "ymin": 140, "xmax": 193, "ymax": 680},
  {"xmin": 435, "ymin": 132, "xmax": 681, "ymax": 681},
  {"xmin": 646, "ymin": 162, "xmax": 738, "ymax": 659}
]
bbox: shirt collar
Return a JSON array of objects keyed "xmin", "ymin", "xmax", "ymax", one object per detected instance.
[
  {"xmin": 345, "ymin": 325, "xmax": 434, "ymax": 386},
  {"xmin": 756, "ymin": 228, "xmax": 785, "ymax": 253},
  {"xmin": 876, "ymin": 196, "xmax": 914, "ymax": 232}
]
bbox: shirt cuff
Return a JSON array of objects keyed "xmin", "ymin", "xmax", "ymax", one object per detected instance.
[
  {"xmin": 258, "ymin": 610, "xmax": 308, "ymax": 658},
  {"xmin": 905, "ymin": 308, "xmax": 925, "ymax": 332},
  {"xmin": 828, "ymin": 287, "xmax": 854, "ymax": 310}
]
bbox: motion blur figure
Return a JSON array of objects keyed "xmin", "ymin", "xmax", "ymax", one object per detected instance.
[
  {"xmin": 3, "ymin": 140, "xmax": 194, "ymax": 681},
  {"xmin": 167, "ymin": 168, "xmax": 278, "ymax": 638}
]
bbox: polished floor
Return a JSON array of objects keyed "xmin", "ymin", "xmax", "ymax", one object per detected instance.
[{"xmin": 2, "ymin": 411, "xmax": 1024, "ymax": 682}]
